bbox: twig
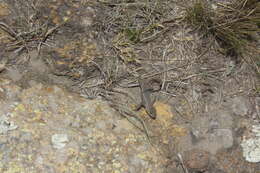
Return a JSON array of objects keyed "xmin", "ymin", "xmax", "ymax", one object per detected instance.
[
  {"xmin": 177, "ymin": 153, "xmax": 189, "ymax": 173},
  {"xmin": 90, "ymin": 60, "xmax": 106, "ymax": 80},
  {"xmin": 125, "ymin": 64, "xmax": 190, "ymax": 87},
  {"xmin": 161, "ymin": 44, "xmax": 171, "ymax": 90},
  {"xmin": 0, "ymin": 22, "xmax": 18, "ymax": 39},
  {"xmin": 140, "ymin": 27, "xmax": 170, "ymax": 43}
]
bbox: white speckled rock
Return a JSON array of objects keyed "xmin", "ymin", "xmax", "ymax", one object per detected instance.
[
  {"xmin": 241, "ymin": 125, "xmax": 260, "ymax": 163},
  {"xmin": 51, "ymin": 134, "xmax": 69, "ymax": 149}
]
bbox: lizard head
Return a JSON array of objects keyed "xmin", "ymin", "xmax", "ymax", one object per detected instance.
[{"xmin": 148, "ymin": 107, "xmax": 156, "ymax": 119}]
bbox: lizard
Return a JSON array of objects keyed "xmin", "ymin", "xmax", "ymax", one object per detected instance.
[{"xmin": 135, "ymin": 78, "xmax": 157, "ymax": 119}]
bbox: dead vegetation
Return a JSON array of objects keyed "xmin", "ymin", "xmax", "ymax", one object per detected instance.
[
  {"xmin": 185, "ymin": 0, "xmax": 260, "ymax": 72},
  {"xmin": 0, "ymin": 0, "xmax": 64, "ymax": 56}
]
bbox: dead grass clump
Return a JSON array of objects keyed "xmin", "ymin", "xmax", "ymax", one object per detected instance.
[
  {"xmin": 185, "ymin": 0, "xmax": 260, "ymax": 72},
  {"xmin": 0, "ymin": 0, "xmax": 63, "ymax": 55},
  {"xmin": 185, "ymin": 0, "xmax": 214, "ymax": 33}
]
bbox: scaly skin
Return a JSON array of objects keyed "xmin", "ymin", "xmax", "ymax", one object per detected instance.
[{"xmin": 136, "ymin": 78, "xmax": 156, "ymax": 119}]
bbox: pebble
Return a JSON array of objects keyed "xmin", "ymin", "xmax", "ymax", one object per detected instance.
[{"xmin": 51, "ymin": 134, "xmax": 69, "ymax": 149}]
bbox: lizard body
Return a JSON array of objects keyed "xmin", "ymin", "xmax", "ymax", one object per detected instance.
[{"xmin": 136, "ymin": 78, "xmax": 157, "ymax": 119}]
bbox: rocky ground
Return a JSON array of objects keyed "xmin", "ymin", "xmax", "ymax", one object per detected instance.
[{"xmin": 0, "ymin": 0, "xmax": 259, "ymax": 173}]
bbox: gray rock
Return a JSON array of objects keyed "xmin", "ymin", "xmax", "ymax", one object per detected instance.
[
  {"xmin": 241, "ymin": 125, "xmax": 260, "ymax": 163},
  {"xmin": 0, "ymin": 81, "xmax": 166, "ymax": 172},
  {"xmin": 178, "ymin": 110, "xmax": 234, "ymax": 154},
  {"xmin": 230, "ymin": 96, "xmax": 251, "ymax": 117}
]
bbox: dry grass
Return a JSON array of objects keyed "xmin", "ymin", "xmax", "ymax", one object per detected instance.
[
  {"xmin": 0, "ymin": 0, "xmax": 63, "ymax": 55},
  {"xmin": 95, "ymin": 0, "xmax": 174, "ymax": 61},
  {"xmin": 185, "ymin": 0, "xmax": 260, "ymax": 72}
]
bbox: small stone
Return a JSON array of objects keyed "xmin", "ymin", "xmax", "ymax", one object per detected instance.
[
  {"xmin": 241, "ymin": 125, "xmax": 260, "ymax": 163},
  {"xmin": 183, "ymin": 149, "xmax": 210, "ymax": 172},
  {"xmin": 0, "ymin": 115, "xmax": 18, "ymax": 134},
  {"xmin": 51, "ymin": 134, "xmax": 69, "ymax": 149}
]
